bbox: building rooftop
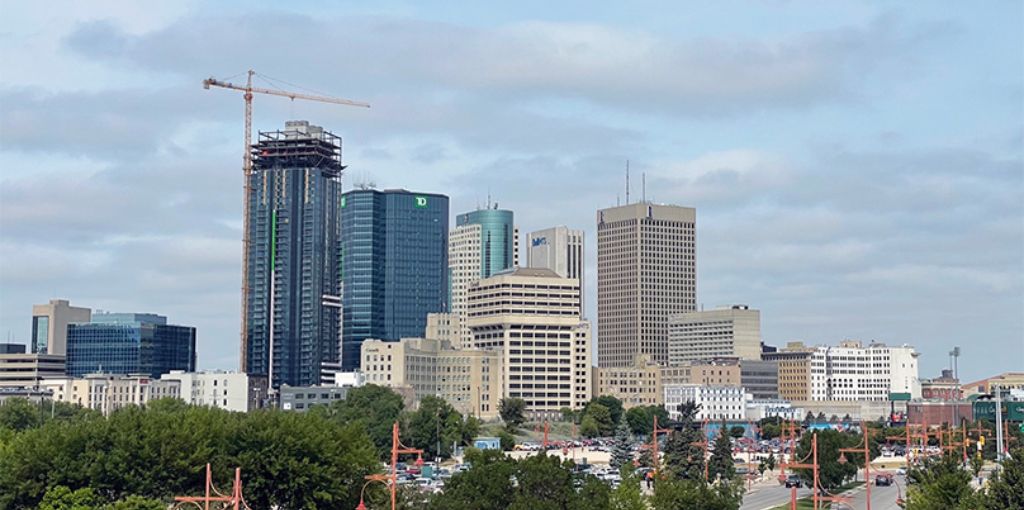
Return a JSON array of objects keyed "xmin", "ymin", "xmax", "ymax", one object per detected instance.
[{"xmin": 491, "ymin": 267, "xmax": 562, "ymax": 278}]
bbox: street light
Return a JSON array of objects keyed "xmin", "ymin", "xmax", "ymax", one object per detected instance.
[{"xmin": 837, "ymin": 421, "xmax": 872, "ymax": 510}]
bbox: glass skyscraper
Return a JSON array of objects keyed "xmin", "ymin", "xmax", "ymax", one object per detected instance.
[
  {"xmin": 340, "ymin": 188, "xmax": 449, "ymax": 370},
  {"xmin": 66, "ymin": 313, "xmax": 196, "ymax": 378},
  {"xmin": 244, "ymin": 121, "xmax": 343, "ymax": 388},
  {"xmin": 456, "ymin": 208, "xmax": 516, "ymax": 278}
]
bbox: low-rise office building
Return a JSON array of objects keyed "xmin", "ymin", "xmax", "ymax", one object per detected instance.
[
  {"xmin": 279, "ymin": 385, "xmax": 352, "ymax": 412},
  {"xmin": 66, "ymin": 313, "xmax": 196, "ymax": 378},
  {"xmin": 740, "ymin": 359, "xmax": 779, "ymax": 400},
  {"xmin": 0, "ymin": 353, "xmax": 66, "ymax": 388},
  {"xmin": 361, "ymin": 338, "xmax": 503, "ymax": 419},
  {"xmin": 597, "ymin": 356, "xmax": 661, "ymax": 408},
  {"xmin": 665, "ymin": 384, "xmax": 746, "ymax": 422},
  {"xmin": 40, "ymin": 373, "xmax": 180, "ymax": 415}
]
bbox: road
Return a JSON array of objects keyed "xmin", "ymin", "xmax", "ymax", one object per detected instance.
[
  {"xmin": 842, "ymin": 481, "xmax": 903, "ymax": 510},
  {"xmin": 739, "ymin": 485, "xmax": 811, "ymax": 510}
]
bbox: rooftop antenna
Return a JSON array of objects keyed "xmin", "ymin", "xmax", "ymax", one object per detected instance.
[
  {"xmin": 487, "ymin": 188, "xmax": 492, "ymax": 210},
  {"xmin": 625, "ymin": 160, "xmax": 630, "ymax": 204},
  {"xmin": 616, "ymin": 193, "xmax": 620, "ymax": 206},
  {"xmin": 642, "ymin": 172, "xmax": 646, "ymax": 203}
]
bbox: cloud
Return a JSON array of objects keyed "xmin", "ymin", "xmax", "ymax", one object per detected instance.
[{"xmin": 62, "ymin": 12, "xmax": 953, "ymax": 116}]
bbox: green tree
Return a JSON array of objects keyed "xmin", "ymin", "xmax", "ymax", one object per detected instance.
[
  {"xmin": 404, "ymin": 395, "xmax": 474, "ymax": 460},
  {"xmin": 625, "ymin": 405, "xmax": 669, "ymax": 437},
  {"xmin": 587, "ymin": 396, "xmax": 625, "ymax": 427},
  {"xmin": 38, "ymin": 486, "xmax": 102, "ymax": 510},
  {"xmin": 610, "ymin": 419, "xmax": 633, "ymax": 470},
  {"xmin": 611, "ymin": 466, "xmax": 647, "ymax": 510},
  {"xmin": 560, "ymin": 407, "xmax": 579, "ymax": 424},
  {"xmin": 792, "ymin": 429, "xmax": 857, "ymax": 491},
  {"xmin": 764, "ymin": 451, "xmax": 776, "ymax": 473},
  {"xmin": 729, "ymin": 425, "xmax": 745, "ymax": 439},
  {"xmin": 500, "ymin": 397, "xmax": 527, "ymax": 430},
  {"xmin": 649, "ymin": 475, "xmax": 743, "ymax": 510},
  {"xmin": 580, "ymin": 414, "xmax": 601, "ymax": 438},
  {"xmin": 980, "ymin": 448, "xmax": 1024, "ymax": 509},
  {"xmin": 499, "ymin": 429, "xmax": 516, "ymax": 451},
  {"xmin": 707, "ymin": 423, "xmax": 736, "ymax": 481},
  {"xmin": 102, "ymin": 495, "xmax": 166, "ymax": 510},
  {"xmin": 430, "ymin": 449, "xmax": 515, "ymax": 510},
  {"xmin": 510, "ymin": 454, "xmax": 578, "ymax": 510},
  {"xmin": 759, "ymin": 423, "xmax": 780, "ymax": 440},
  {"xmin": 662, "ymin": 402, "xmax": 705, "ymax": 481},
  {"xmin": 906, "ymin": 453, "xmax": 981, "ymax": 510},
  {"xmin": 969, "ymin": 452, "xmax": 984, "ymax": 480},
  {"xmin": 315, "ymin": 384, "xmax": 405, "ymax": 458},
  {"xmin": 583, "ymin": 403, "xmax": 615, "ymax": 437},
  {"xmin": 0, "ymin": 398, "xmax": 42, "ymax": 432}
]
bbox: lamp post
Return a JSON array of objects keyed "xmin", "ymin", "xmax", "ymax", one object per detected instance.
[
  {"xmin": 838, "ymin": 421, "xmax": 872, "ymax": 510},
  {"xmin": 651, "ymin": 414, "xmax": 673, "ymax": 477},
  {"xmin": 357, "ymin": 421, "xmax": 423, "ymax": 510},
  {"xmin": 780, "ymin": 431, "xmax": 819, "ymax": 510}
]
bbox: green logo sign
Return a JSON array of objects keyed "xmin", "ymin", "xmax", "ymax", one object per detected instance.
[
  {"xmin": 415, "ymin": 196, "xmax": 428, "ymax": 208},
  {"xmin": 341, "ymin": 196, "xmax": 347, "ymax": 208}
]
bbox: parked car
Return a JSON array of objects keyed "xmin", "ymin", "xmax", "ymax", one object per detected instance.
[
  {"xmin": 875, "ymin": 473, "xmax": 894, "ymax": 486},
  {"xmin": 785, "ymin": 475, "xmax": 803, "ymax": 488},
  {"xmin": 896, "ymin": 467, "xmax": 907, "ymax": 476}
]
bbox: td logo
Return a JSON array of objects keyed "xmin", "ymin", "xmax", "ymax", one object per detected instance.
[{"xmin": 415, "ymin": 196, "xmax": 428, "ymax": 208}]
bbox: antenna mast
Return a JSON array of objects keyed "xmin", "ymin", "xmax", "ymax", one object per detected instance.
[{"xmin": 625, "ymin": 160, "xmax": 630, "ymax": 204}]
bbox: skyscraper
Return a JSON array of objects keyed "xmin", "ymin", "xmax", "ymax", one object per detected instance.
[
  {"xmin": 465, "ymin": 267, "xmax": 592, "ymax": 418},
  {"xmin": 448, "ymin": 207, "xmax": 518, "ymax": 347},
  {"xmin": 66, "ymin": 313, "xmax": 196, "ymax": 378},
  {"xmin": 31, "ymin": 299, "xmax": 91, "ymax": 356},
  {"xmin": 597, "ymin": 202, "xmax": 696, "ymax": 367},
  {"xmin": 526, "ymin": 226, "xmax": 585, "ymax": 315},
  {"xmin": 340, "ymin": 188, "xmax": 449, "ymax": 370},
  {"xmin": 244, "ymin": 120, "xmax": 342, "ymax": 388}
]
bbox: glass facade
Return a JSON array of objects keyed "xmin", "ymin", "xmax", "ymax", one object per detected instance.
[
  {"xmin": 456, "ymin": 209, "xmax": 515, "ymax": 278},
  {"xmin": 340, "ymin": 189, "xmax": 449, "ymax": 370},
  {"xmin": 31, "ymin": 316, "xmax": 49, "ymax": 354},
  {"xmin": 66, "ymin": 313, "xmax": 196, "ymax": 377},
  {"xmin": 244, "ymin": 122, "xmax": 343, "ymax": 388}
]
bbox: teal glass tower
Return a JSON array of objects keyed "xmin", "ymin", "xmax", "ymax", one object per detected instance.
[
  {"xmin": 66, "ymin": 313, "xmax": 196, "ymax": 378},
  {"xmin": 244, "ymin": 121, "xmax": 343, "ymax": 389},
  {"xmin": 340, "ymin": 189, "xmax": 449, "ymax": 370},
  {"xmin": 456, "ymin": 208, "xmax": 515, "ymax": 278}
]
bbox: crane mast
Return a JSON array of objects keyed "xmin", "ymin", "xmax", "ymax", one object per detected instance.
[{"xmin": 203, "ymin": 69, "xmax": 369, "ymax": 376}]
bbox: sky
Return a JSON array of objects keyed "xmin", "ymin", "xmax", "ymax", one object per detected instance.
[{"xmin": 0, "ymin": 1, "xmax": 1021, "ymax": 382}]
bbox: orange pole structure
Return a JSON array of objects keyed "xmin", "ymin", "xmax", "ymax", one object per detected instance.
[
  {"xmin": 839, "ymin": 422, "xmax": 871, "ymax": 510},
  {"xmin": 543, "ymin": 421, "xmax": 550, "ymax": 450},
  {"xmin": 173, "ymin": 463, "xmax": 251, "ymax": 509},
  {"xmin": 651, "ymin": 415, "xmax": 672, "ymax": 477},
  {"xmin": 812, "ymin": 434, "xmax": 819, "ymax": 510}
]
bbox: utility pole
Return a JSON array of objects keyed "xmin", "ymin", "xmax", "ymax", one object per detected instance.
[{"xmin": 995, "ymin": 386, "xmax": 1004, "ymax": 461}]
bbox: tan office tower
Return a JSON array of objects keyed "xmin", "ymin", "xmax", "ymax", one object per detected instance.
[
  {"xmin": 597, "ymin": 203, "xmax": 696, "ymax": 367},
  {"xmin": 466, "ymin": 268, "xmax": 592, "ymax": 418},
  {"xmin": 31, "ymin": 299, "xmax": 91, "ymax": 356}
]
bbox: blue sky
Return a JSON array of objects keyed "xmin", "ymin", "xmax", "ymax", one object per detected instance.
[{"xmin": 1, "ymin": 1, "xmax": 1021, "ymax": 382}]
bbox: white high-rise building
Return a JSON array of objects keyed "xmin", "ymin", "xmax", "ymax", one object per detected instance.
[
  {"xmin": 597, "ymin": 203, "xmax": 696, "ymax": 367},
  {"xmin": 808, "ymin": 340, "xmax": 921, "ymax": 401},
  {"xmin": 668, "ymin": 305, "xmax": 762, "ymax": 363},
  {"xmin": 466, "ymin": 267, "xmax": 592, "ymax": 418},
  {"xmin": 526, "ymin": 226, "xmax": 585, "ymax": 315},
  {"xmin": 448, "ymin": 208, "xmax": 519, "ymax": 348},
  {"xmin": 448, "ymin": 224, "xmax": 482, "ymax": 348}
]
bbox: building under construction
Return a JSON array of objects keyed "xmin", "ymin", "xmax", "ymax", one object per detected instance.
[{"xmin": 244, "ymin": 120, "xmax": 343, "ymax": 388}]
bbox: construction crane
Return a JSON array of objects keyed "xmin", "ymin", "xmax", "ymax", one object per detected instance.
[{"xmin": 203, "ymin": 69, "xmax": 369, "ymax": 374}]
